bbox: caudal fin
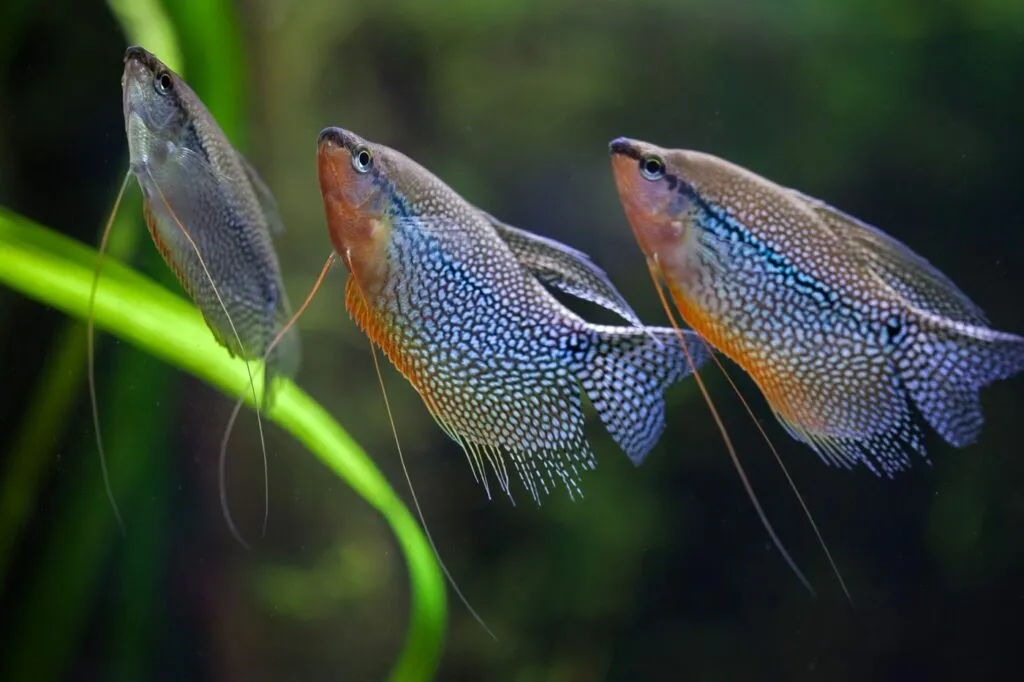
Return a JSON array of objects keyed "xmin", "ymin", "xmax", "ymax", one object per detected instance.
[
  {"xmin": 903, "ymin": 316, "xmax": 1024, "ymax": 448},
  {"xmin": 577, "ymin": 325, "xmax": 712, "ymax": 465}
]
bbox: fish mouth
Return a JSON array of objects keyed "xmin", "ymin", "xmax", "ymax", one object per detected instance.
[
  {"xmin": 609, "ymin": 137, "xmax": 642, "ymax": 160},
  {"xmin": 317, "ymin": 127, "xmax": 344, "ymax": 150},
  {"xmin": 317, "ymin": 127, "xmax": 346, "ymax": 197},
  {"xmin": 317, "ymin": 129, "xmax": 353, "ymax": 211},
  {"xmin": 317, "ymin": 126, "xmax": 364, "ymax": 155},
  {"xmin": 124, "ymin": 45, "xmax": 157, "ymax": 68}
]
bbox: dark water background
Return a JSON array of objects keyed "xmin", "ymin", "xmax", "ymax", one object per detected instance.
[{"xmin": 2, "ymin": 1, "xmax": 1023, "ymax": 680}]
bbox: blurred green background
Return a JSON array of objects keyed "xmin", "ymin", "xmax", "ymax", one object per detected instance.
[{"xmin": 2, "ymin": 0, "xmax": 1024, "ymax": 680}]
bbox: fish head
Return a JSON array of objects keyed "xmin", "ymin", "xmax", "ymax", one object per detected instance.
[
  {"xmin": 610, "ymin": 137, "xmax": 722, "ymax": 280},
  {"xmin": 609, "ymin": 138, "xmax": 690, "ymax": 262},
  {"xmin": 122, "ymin": 46, "xmax": 200, "ymax": 172},
  {"xmin": 317, "ymin": 127, "xmax": 398, "ymax": 288}
]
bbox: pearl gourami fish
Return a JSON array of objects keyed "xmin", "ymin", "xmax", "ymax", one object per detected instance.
[
  {"xmin": 317, "ymin": 127, "xmax": 712, "ymax": 501},
  {"xmin": 92, "ymin": 46, "xmax": 299, "ymax": 539},
  {"xmin": 121, "ymin": 45, "xmax": 300, "ymax": 382},
  {"xmin": 610, "ymin": 137, "xmax": 1024, "ymax": 475}
]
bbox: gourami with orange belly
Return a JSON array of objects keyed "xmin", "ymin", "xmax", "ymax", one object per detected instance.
[
  {"xmin": 609, "ymin": 137, "xmax": 1024, "ymax": 475},
  {"xmin": 316, "ymin": 127, "xmax": 712, "ymax": 502}
]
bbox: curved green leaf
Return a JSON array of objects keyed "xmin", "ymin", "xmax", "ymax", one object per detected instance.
[{"xmin": 0, "ymin": 207, "xmax": 447, "ymax": 681}]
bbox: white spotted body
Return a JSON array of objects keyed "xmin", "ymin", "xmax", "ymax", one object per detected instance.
[
  {"xmin": 611, "ymin": 137, "xmax": 1024, "ymax": 476},
  {"xmin": 318, "ymin": 128, "xmax": 711, "ymax": 501}
]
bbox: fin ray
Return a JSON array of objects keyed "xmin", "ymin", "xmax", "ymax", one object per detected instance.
[
  {"xmin": 899, "ymin": 317, "xmax": 1024, "ymax": 448},
  {"xmin": 795, "ymin": 190, "xmax": 990, "ymax": 326}
]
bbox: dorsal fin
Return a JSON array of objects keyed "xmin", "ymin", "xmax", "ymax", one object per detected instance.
[
  {"xmin": 793, "ymin": 189, "xmax": 989, "ymax": 326},
  {"xmin": 483, "ymin": 212, "xmax": 643, "ymax": 326},
  {"xmin": 238, "ymin": 150, "xmax": 286, "ymax": 235}
]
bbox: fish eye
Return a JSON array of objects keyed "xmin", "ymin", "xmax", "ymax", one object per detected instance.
[
  {"xmin": 640, "ymin": 155, "xmax": 666, "ymax": 181},
  {"xmin": 352, "ymin": 147, "xmax": 373, "ymax": 174},
  {"xmin": 154, "ymin": 72, "xmax": 173, "ymax": 95}
]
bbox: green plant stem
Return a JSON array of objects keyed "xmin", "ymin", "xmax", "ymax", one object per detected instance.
[{"xmin": 0, "ymin": 208, "xmax": 447, "ymax": 681}]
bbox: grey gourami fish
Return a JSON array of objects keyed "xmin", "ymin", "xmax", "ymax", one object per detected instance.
[
  {"xmin": 316, "ymin": 127, "xmax": 711, "ymax": 501},
  {"xmin": 610, "ymin": 137, "xmax": 1024, "ymax": 476},
  {"xmin": 121, "ymin": 45, "xmax": 299, "ymax": 384}
]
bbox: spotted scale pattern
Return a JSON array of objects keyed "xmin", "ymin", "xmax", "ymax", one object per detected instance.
[
  {"xmin": 614, "ymin": 143, "xmax": 1024, "ymax": 476},
  {"xmin": 124, "ymin": 47, "xmax": 300, "ymax": 386},
  {"xmin": 335, "ymin": 139, "xmax": 709, "ymax": 502},
  {"xmin": 350, "ymin": 212, "xmax": 708, "ymax": 501}
]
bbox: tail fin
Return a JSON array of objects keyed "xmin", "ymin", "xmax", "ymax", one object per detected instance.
[
  {"xmin": 902, "ymin": 314, "xmax": 1024, "ymax": 448},
  {"xmin": 577, "ymin": 325, "xmax": 712, "ymax": 465}
]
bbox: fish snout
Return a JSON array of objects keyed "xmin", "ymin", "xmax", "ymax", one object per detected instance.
[
  {"xmin": 318, "ymin": 127, "xmax": 364, "ymax": 155},
  {"xmin": 317, "ymin": 128, "xmax": 350, "ymax": 198},
  {"xmin": 122, "ymin": 51, "xmax": 150, "ymax": 89},
  {"xmin": 317, "ymin": 127, "xmax": 345, "ymax": 150},
  {"xmin": 122, "ymin": 47, "xmax": 160, "ymax": 89},
  {"xmin": 124, "ymin": 45, "xmax": 152, "ymax": 66},
  {"xmin": 609, "ymin": 137, "xmax": 640, "ymax": 158},
  {"xmin": 122, "ymin": 57, "xmax": 153, "ymax": 132}
]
